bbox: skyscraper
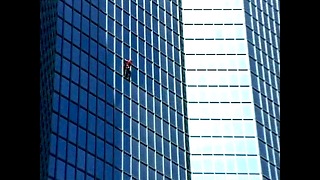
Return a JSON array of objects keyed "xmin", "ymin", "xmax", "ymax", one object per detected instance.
[
  {"xmin": 182, "ymin": 0, "xmax": 279, "ymax": 179},
  {"xmin": 40, "ymin": 0, "xmax": 58, "ymax": 179},
  {"xmin": 45, "ymin": 0, "xmax": 190, "ymax": 179},
  {"xmin": 40, "ymin": 0, "xmax": 279, "ymax": 180}
]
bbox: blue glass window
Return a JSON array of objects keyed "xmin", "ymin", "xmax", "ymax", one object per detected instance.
[
  {"xmin": 139, "ymin": 39, "xmax": 145, "ymax": 56},
  {"xmin": 98, "ymin": 12, "xmax": 106, "ymax": 29},
  {"xmin": 80, "ymin": 32, "xmax": 89, "ymax": 53},
  {"xmin": 139, "ymin": 55, "xmax": 146, "ymax": 73},
  {"xmin": 124, "ymin": 133, "xmax": 131, "ymax": 153},
  {"xmin": 156, "ymin": 134, "xmax": 163, "ymax": 153},
  {"xmin": 62, "ymin": 40, "xmax": 71, "ymax": 60},
  {"xmin": 106, "ymin": 122, "xmax": 114, "ymax": 144},
  {"xmin": 60, "ymin": 76, "xmax": 70, "ymax": 98},
  {"xmin": 146, "ymin": 110, "xmax": 153, "ymax": 129},
  {"xmin": 56, "ymin": 36, "xmax": 62, "ymax": 54},
  {"xmin": 96, "ymin": 117, "xmax": 105, "ymax": 139},
  {"xmin": 108, "ymin": 1, "xmax": 114, "ymax": 18},
  {"xmin": 159, "ymin": 7, "xmax": 165, "ymax": 22},
  {"xmin": 107, "ymin": 33, "xmax": 115, "ymax": 52},
  {"xmin": 88, "ymin": 74, "xmax": 97, "ymax": 93},
  {"xmin": 161, "ymin": 70, "xmax": 168, "ymax": 88},
  {"xmin": 87, "ymin": 132, "xmax": 96, "ymax": 154},
  {"xmin": 123, "ymin": 153, "xmax": 131, "ymax": 175},
  {"xmin": 105, "ymin": 142, "xmax": 113, "ymax": 164},
  {"xmin": 51, "ymin": 113, "xmax": 58, "ymax": 134},
  {"xmin": 107, "ymin": 16, "xmax": 115, "ymax": 35},
  {"xmin": 96, "ymin": 137, "xmax": 104, "ymax": 159},
  {"xmin": 63, "ymin": 21, "xmax": 72, "ymax": 41},
  {"xmin": 106, "ymin": 84, "xmax": 114, "ymax": 106},
  {"xmin": 169, "ymin": 91, "xmax": 175, "ymax": 108},
  {"xmin": 71, "ymin": 64, "xmax": 79, "ymax": 84},
  {"xmin": 90, "ymin": 39, "xmax": 98, "ymax": 58},
  {"xmin": 171, "ymin": 143, "xmax": 178, "ymax": 163},
  {"xmin": 106, "ymin": 67, "xmax": 114, "ymax": 87},
  {"xmin": 163, "ymin": 139, "xmax": 170, "ymax": 158},
  {"xmin": 114, "ymin": 109, "xmax": 123, "ymax": 130},
  {"xmin": 87, "ymin": 112, "xmax": 96, "ymax": 134},
  {"xmin": 77, "ymin": 148, "xmax": 85, "ymax": 170},
  {"xmin": 81, "ymin": 17, "xmax": 89, "ymax": 35},
  {"xmin": 95, "ymin": 159, "xmax": 104, "ymax": 180},
  {"xmin": 140, "ymin": 163, "xmax": 147, "ymax": 180},
  {"xmin": 152, "ymin": 2, "xmax": 158, "ymax": 17},
  {"xmin": 146, "ymin": 43, "xmax": 152, "ymax": 60},
  {"xmin": 66, "ymin": 164, "xmax": 75, "ymax": 180},
  {"xmin": 173, "ymin": 33, "xmax": 179, "ymax": 49},
  {"xmin": 140, "ymin": 143, "xmax": 147, "ymax": 163},
  {"xmin": 73, "ymin": 11, "xmax": 81, "ymax": 29},
  {"xmin": 178, "ymin": 149, "xmax": 185, "ymax": 167},
  {"xmin": 97, "ymin": 79, "xmax": 106, "ymax": 99},
  {"xmin": 132, "ymin": 101, "xmax": 139, "ymax": 120},
  {"xmin": 131, "ymin": 33, "xmax": 138, "ymax": 50},
  {"xmin": 122, "ymin": 27, "xmax": 130, "ymax": 45},
  {"xmin": 59, "ymin": 96, "xmax": 69, "ymax": 118},
  {"xmin": 61, "ymin": 59, "xmax": 71, "ymax": 78},
  {"xmin": 175, "ymin": 63, "xmax": 181, "ymax": 81},
  {"xmin": 116, "ymin": 39, "xmax": 122, "ymax": 57},
  {"xmin": 146, "ymin": 13, "xmax": 151, "ymax": 28},
  {"xmin": 178, "ymin": 130, "xmax": 185, "ymax": 149},
  {"xmin": 148, "ymin": 148, "xmax": 156, "ymax": 169},
  {"xmin": 86, "ymin": 153, "xmax": 95, "ymax": 175},
  {"xmin": 115, "ymin": 90, "xmax": 122, "ymax": 110},
  {"xmin": 105, "ymin": 163, "xmax": 113, "ymax": 179},
  {"xmin": 77, "ymin": 126, "xmax": 87, "ymax": 149},
  {"xmin": 139, "ymin": 88, "xmax": 146, "ymax": 107},
  {"xmin": 72, "ymin": 45, "xmax": 80, "ymax": 65},
  {"xmin": 114, "ymin": 147, "xmax": 122, "ymax": 170},
  {"xmin": 147, "ymin": 93, "xmax": 154, "ymax": 112},
  {"xmin": 154, "ymin": 98, "xmax": 161, "ymax": 117},
  {"xmin": 167, "ymin": 28, "xmax": 173, "ymax": 45},
  {"xmin": 57, "ymin": 137, "xmax": 66, "ymax": 159},
  {"xmin": 156, "ymin": 152, "xmax": 163, "ymax": 172},
  {"xmin": 90, "ymin": 6, "xmax": 98, "ymax": 23},
  {"xmin": 138, "ymin": 21, "xmax": 145, "ymax": 39},
  {"xmin": 162, "ymin": 86, "xmax": 168, "ymax": 104},
  {"xmin": 132, "ymin": 139, "xmax": 139, "ymax": 159},
  {"xmin": 170, "ymin": 126, "xmax": 177, "ymax": 144},
  {"xmin": 148, "ymin": 129, "xmax": 155, "ymax": 149},
  {"xmin": 56, "ymin": 159, "xmax": 66, "ymax": 180},
  {"xmin": 261, "ymin": 158, "xmax": 270, "ymax": 179},
  {"xmin": 132, "ymin": 157, "xmax": 139, "ymax": 179},
  {"xmin": 132, "ymin": 119, "xmax": 139, "ymax": 139},
  {"xmin": 79, "ymin": 88, "xmax": 88, "ymax": 109},
  {"xmin": 164, "ymin": 158, "xmax": 171, "ymax": 177},
  {"xmin": 138, "ymin": 5, "xmax": 144, "ymax": 22},
  {"xmin": 153, "ymin": 17, "xmax": 159, "ymax": 34},
  {"xmin": 140, "ymin": 125, "xmax": 147, "ymax": 145},
  {"xmin": 131, "ymin": 17, "xmax": 137, "ymax": 34}
]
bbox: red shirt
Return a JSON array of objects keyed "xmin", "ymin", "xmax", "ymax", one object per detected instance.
[{"xmin": 125, "ymin": 59, "xmax": 132, "ymax": 67}]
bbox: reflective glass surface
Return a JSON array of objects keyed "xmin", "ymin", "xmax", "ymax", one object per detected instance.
[
  {"xmin": 48, "ymin": 0, "xmax": 189, "ymax": 180},
  {"xmin": 183, "ymin": 0, "xmax": 279, "ymax": 179}
]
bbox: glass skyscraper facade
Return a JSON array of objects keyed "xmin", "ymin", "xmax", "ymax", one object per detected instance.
[
  {"xmin": 182, "ymin": 0, "xmax": 279, "ymax": 180},
  {"xmin": 47, "ymin": 0, "xmax": 190, "ymax": 179},
  {"xmin": 41, "ymin": 0, "xmax": 279, "ymax": 180},
  {"xmin": 40, "ymin": 0, "xmax": 58, "ymax": 179},
  {"xmin": 244, "ymin": 0, "xmax": 280, "ymax": 179}
]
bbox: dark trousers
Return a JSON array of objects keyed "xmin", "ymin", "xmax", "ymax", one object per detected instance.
[{"xmin": 124, "ymin": 67, "xmax": 131, "ymax": 80}]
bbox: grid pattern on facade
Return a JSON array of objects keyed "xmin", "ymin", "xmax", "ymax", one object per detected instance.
[
  {"xmin": 244, "ymin": 0, "xmax": 280, "ymax": 179},
  {"xmin": 48, "ymin": 0, "xmax": 190, "ymax": 179},
  {"xmin": 182, "ymin": 0, "xmax": 262, "ymax": 179},
  {"xmin": 40, "ymin": 1, "xmax": 58, "ymax": 179}
]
